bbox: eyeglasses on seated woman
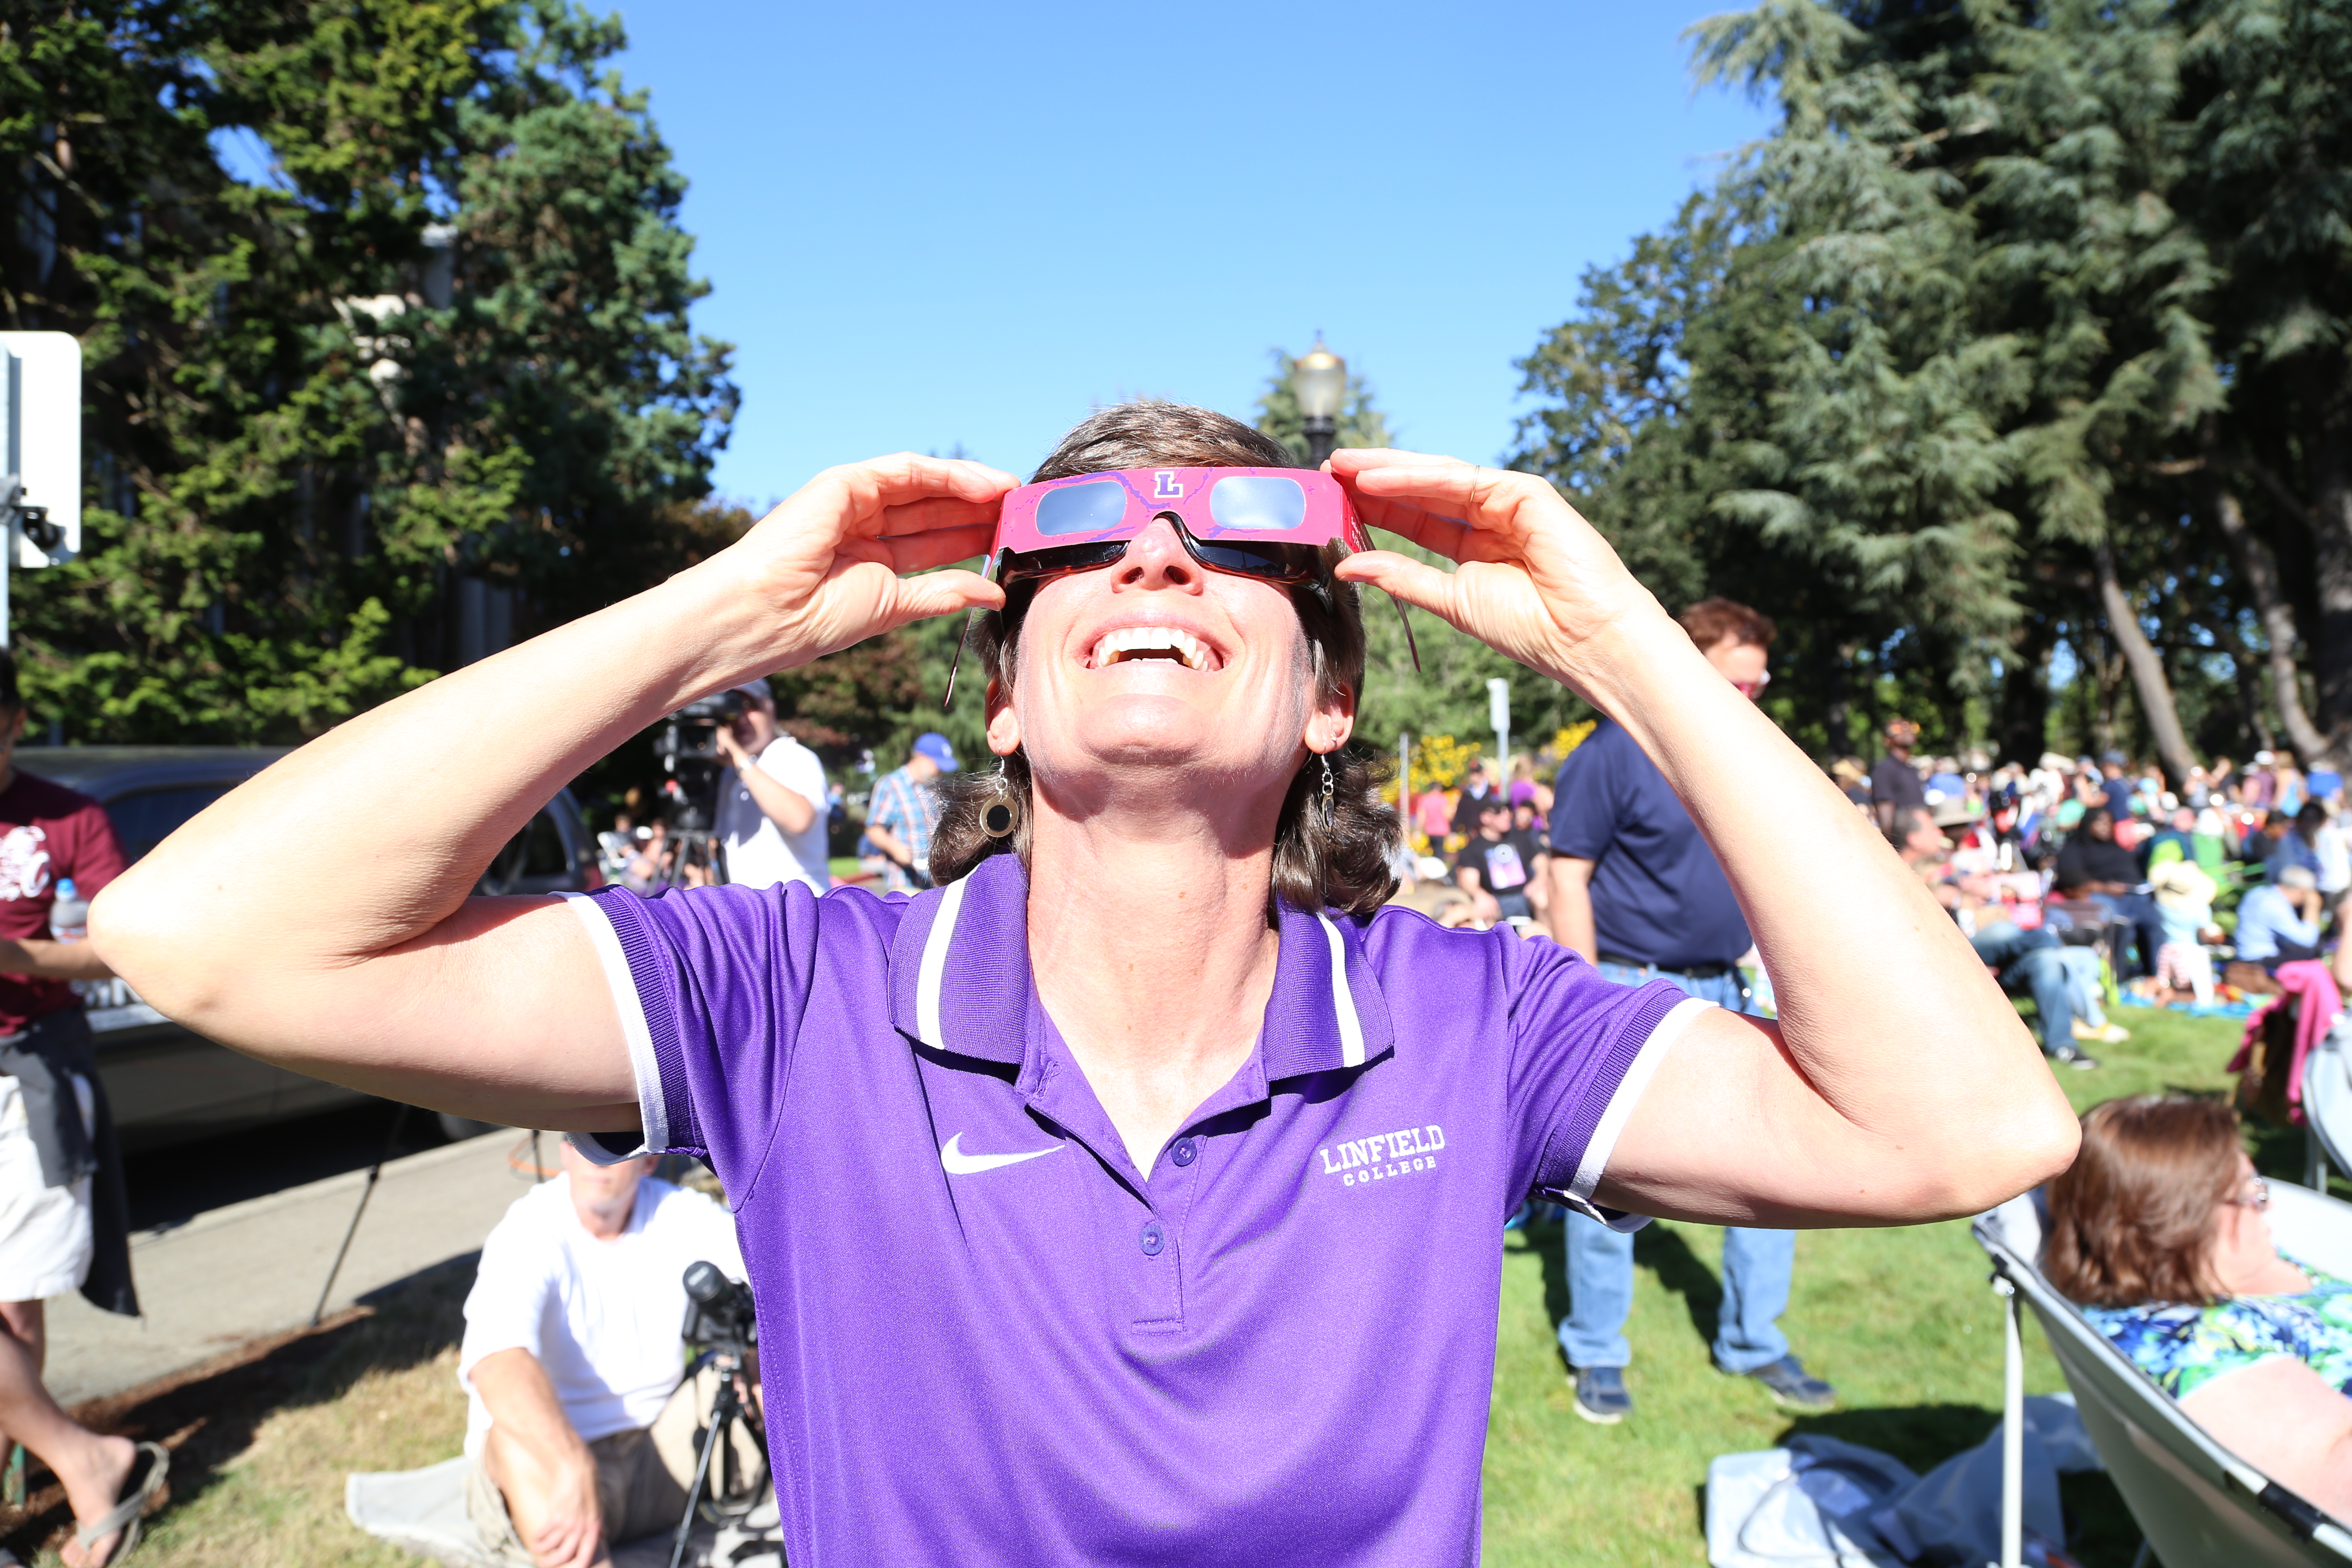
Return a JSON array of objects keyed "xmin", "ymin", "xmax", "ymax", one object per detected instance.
[{"xmin": 2047, "ymin": 1094, "xmax": 2352, "ymax": 1520}]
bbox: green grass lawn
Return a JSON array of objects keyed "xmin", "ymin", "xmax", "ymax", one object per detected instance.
[
  {"xmin": 1478, "ymin": 1001, "xmax": 2322, "ymax": 1567},
  {"xmin": 22, "ymin": 1004, "xmax": 2314, "ymax": 1565}
]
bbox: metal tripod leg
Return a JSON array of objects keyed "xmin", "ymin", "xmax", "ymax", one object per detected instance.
[
  {"xmin": 311, "ymin": 1103, "xmax": 409, "ymax": 1327},
  {"xmin": 670, "ymin": 1363, "xmax": 742, "ymax": 1568},
  {"xmin": 1997, "ymin": 1271, "xmax": 2024, "ymax": 1568}
]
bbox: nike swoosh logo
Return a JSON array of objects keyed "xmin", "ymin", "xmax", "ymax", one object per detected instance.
[{"xmin": 940, "ymin": 1132, "xmax": 1065, "ymax": 1176}]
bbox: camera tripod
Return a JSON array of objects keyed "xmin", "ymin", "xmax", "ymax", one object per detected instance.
[
  {"xmin": 650, "ymin": 790, "xmax": 727, "ymax": 890},
  {"xmin": 668, "ymin": 1347, "xmax": 766, "ymax": 1568}
]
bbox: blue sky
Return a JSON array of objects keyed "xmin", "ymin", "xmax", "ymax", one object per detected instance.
[{"xmin": 608, "ymin": 2, "xmax": 1773, "ymax": 506}]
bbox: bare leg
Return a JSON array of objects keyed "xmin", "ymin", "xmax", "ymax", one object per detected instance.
[
  {"xmin": 0, "ymin": 1297, "xmax": 36, "ymax": 1498},
  {"xmin": 483, "ymin": 1423, "xmax": 613, "ymax": 1568},
  {"xmin": 0, "ymin": 1299, "xmax": 135, "ymax": 1567}
]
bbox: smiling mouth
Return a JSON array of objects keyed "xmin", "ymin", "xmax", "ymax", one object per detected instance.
[{"xmin": 1089, "ymin": 626, "xmax": 1217, "ymax": 672}]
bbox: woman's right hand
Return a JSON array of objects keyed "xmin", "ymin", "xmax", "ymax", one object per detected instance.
[{"xmin": 704, "ymin": 453, "xmax": 1016, "ymax": 673}]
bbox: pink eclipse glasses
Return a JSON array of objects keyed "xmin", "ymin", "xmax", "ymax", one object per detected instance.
[{"xmin": 943, "ymin": 466, "xmax": 1418, "ymax": 707}]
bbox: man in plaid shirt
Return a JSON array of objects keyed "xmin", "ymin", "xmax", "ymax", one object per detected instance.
[{"xmin": 864, "ymin": 732, "xmax": 956, "ymax": 892}]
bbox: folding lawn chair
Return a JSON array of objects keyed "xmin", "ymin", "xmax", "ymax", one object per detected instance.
[
  {"xmin": 1974, "ymin": 1186, "xmax": 2352, "ymax": 1568},
  {"xmin": 2306, "ymin": 1021, "xmax": 2352, "ymax": 1191}
]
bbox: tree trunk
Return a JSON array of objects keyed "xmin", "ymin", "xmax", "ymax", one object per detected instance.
[
  {"xmin": 2211, "ymin": 483, "xmax": 2331, "ymax": 762},
  {"xmin": 1997, "ymin": 615, "xmax": 2054, "ymax": 765},
  {"xmin": 1824, "ymin": 637, "xmax": 1853, "ymax": 756},
  {"xmin": 1862, "ymin": 639, "xmax": 1882, "ymax": 753},
  {"xmin": 2306, "ymin": 432, "xmax": 2352, "ymax": 770},
  {"xmin": 2091, "ymin": 632, "xmax": 2121, "ymax": 756},
  {"xmin": 2094, "ymin": 540, "xmax": 2199, "ymax": 788},
  {"xmin": 2213, "ymin": 612, "xmax": 2278, "ymax": 754}
]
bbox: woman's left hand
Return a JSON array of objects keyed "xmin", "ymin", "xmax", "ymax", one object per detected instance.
[{"xmin": 1325, "ymin": 450, "xmax": 1667, "ymax": 697}]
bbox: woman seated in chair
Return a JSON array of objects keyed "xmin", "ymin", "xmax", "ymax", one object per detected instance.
[{"xmin": 2047, "ymin": 1095, "xmax": 2352, "ymax": 1516}]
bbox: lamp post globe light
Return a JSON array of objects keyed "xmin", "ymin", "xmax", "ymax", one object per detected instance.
[{"xmin": 1292, "ymin": 336, "xmax": 1346, "ymax": 466}]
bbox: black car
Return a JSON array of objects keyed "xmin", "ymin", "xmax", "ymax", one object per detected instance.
[{"xmin": 14, "ymin": 746, "xmax": 600, "ymax": 1151}]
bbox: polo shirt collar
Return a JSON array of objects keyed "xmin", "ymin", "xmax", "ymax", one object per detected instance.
[{"xmin": 888, "ymin": 851, "xmax": 1395, "ymax": 1078}]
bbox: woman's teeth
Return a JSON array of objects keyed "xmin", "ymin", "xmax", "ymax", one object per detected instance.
[{"xmin": 1093, "ymin": 626, "xmax": 1210, "ymax": 671}]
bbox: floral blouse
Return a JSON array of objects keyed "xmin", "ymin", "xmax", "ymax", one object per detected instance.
[{"xmin": 2082, "ymin": 1255, "xmax": 2352, "ymax": 1401}]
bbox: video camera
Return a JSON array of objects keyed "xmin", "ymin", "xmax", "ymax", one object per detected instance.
[
  {"xmin": 652, "ymin": 690, "xmax": 746, "ymax": 770},
  {"xmin": 681, "ymin": 1259, "xmax": 758, "ymax": 1354},
  {"xmin": 646, "ymin": 692, "xmax": 747, "ymax": 888}
]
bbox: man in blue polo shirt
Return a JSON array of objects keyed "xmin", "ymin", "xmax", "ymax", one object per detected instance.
[{"xmin": 1547, "ymin": 597, "xmax": 1837, "ymax": 1424}]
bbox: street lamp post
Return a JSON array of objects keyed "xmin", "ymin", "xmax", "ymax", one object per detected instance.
[{"xmin": 1293, "ymin": 337, "xmax": 1346, "ymax": 467}]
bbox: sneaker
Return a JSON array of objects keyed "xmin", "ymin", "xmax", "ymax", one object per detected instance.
[
  {"xmin": 1571, "ymin": 1365, "xmax": 1632, "ymax": 1424},
  {"xmin": 2072, "ymin": 1018, "xmax": 2130, "ymax": 1044},
  {"xmin": 2050, "ymin": 1044, "xmax": 2101, "ymax": 1071},
  {"xmin": 1740, "ymin": 1354, "xmax": 1838, "ymax": 1413}
]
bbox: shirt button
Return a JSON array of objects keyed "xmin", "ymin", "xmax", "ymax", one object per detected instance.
[
  {"xmin": 1139, "ymin": 1222, "xmax": 1166, "ymax": 1257},
  {"xmin": 1170, "ymin": 1138, "xmax": 1198, "ymax": 1167}
]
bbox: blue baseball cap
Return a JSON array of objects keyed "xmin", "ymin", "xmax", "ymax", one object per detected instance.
[{"xmin": 913, "ymin": 732, "xmax": 958, "ymax": 771}]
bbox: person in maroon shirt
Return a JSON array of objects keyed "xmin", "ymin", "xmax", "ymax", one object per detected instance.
[{"xmin": 0, "ymin": 651, "xmax": 165, "ymax": 1566}]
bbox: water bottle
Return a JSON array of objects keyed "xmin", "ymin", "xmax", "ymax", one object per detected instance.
[{"xmin": 48, "ymin": 879, "xmax": 86, "ymax": 943}]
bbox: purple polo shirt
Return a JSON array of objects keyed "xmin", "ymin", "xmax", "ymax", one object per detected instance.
[{"xmin": 563, "ymin": 852, "xmax": 1706, "ymax": 1565}]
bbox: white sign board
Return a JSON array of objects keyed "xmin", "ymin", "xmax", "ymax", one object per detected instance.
[{"xmin": 0, "ymin": 331, "xmax": 81, "ymax": 567}]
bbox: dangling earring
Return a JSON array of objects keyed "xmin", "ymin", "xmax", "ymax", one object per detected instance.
[
  {"xmin": 981, "ymin": 768, "xmax": 1020, "ymax": 839},
  {"xmin": 1319, "ymin": 753, "xmax": 1336, "ymax": 821}
]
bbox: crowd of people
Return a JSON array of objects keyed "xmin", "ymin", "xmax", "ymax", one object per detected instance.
[{"xmin": 1402, "ymin": 686, "xmax": 2352, "ymax": 1068}]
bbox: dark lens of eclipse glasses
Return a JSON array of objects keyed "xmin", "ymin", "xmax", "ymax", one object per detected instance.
[{"xmin": 1000, "ymin": 518, "xmax": 1324, "ymax": 590}]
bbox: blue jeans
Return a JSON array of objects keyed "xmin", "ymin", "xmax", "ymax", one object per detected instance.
[
  {"xmin": 1969, "ymin": 922, "xmax": 2074, "ymax": 1056},
  {"xmin": 1558, "ymin": 962, "xmax": 1795, "ymax": 1375}
]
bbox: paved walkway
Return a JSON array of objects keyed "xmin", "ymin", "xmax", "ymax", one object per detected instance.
[{"xmin": 47, "ymin": 1130, "xmax": 552, "ymax": 1406}]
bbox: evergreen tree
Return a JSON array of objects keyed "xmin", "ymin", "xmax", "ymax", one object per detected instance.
[
  {"xmin": 1516, "ymin": 0, "xmax": 2321, "ymax": 775},
  {"xmin": 2173, "ymin": 0, "xmax": 2352, "ymax": 767},
  {"xmin": 1, "ymin": 0, "xmax": 735, "ymax": 741}
]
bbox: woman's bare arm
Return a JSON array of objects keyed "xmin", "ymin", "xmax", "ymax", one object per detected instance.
[
  {"xmin": 89, "ymin": 456, "xmax": 1012, "ymax": 1130},
  {"xmin": 1333, "ymin": 451, "xmax": 2078, "ymax": 1224},
  {"xmin": 2180, "ymin": 1356, "xmax": 2352, "ymax": 1520}
]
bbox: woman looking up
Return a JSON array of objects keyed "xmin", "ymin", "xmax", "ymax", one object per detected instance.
[
  {"xmin": 91, "ymin": 403, "xmax": 2077, "ymax": 1565},
  {"xmin": 2049, "ymin": 1095, "xmax": 2352, "ymax": 1519}
]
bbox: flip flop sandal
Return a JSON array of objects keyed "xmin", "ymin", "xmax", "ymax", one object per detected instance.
[{"xmin": 71, "ymin": 1443, "xmax": 168, "ymax": 1568}]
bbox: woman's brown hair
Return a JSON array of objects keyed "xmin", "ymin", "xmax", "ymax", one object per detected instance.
[
  {"xmin": 928, "ymin": 399, "xmax": 1400, "ymax": 916},
  {"xmin": 2044, "ymin": 1095, "xmax": 2244, "ymax": 1308}
]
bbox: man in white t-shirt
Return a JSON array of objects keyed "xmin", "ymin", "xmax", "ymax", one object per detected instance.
[
  {"xmin": 710, "ymin": 677, "xmax": 829, "ymax": 893},
  {"xmin": 459, "ymin": 1139, "xmax": 750, "ymax": 1568}
]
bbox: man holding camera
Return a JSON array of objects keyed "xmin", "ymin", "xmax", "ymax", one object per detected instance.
[
  {"xmin": 709, "ymin": 677, "xmax": 829, "ymax": 894},
  {"xmin": 461, "ymin": 1139, "xmax": 752, "ymax": 1568}
]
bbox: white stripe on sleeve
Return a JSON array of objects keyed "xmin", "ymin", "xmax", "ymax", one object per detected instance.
[
  {"xmin": 1564, "ymin": 995, "xmax": 1716, "ymax": 1210},
  {"xmin": 560, "ymin": 892, "xmax": 667, "ymax": 1155}
]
